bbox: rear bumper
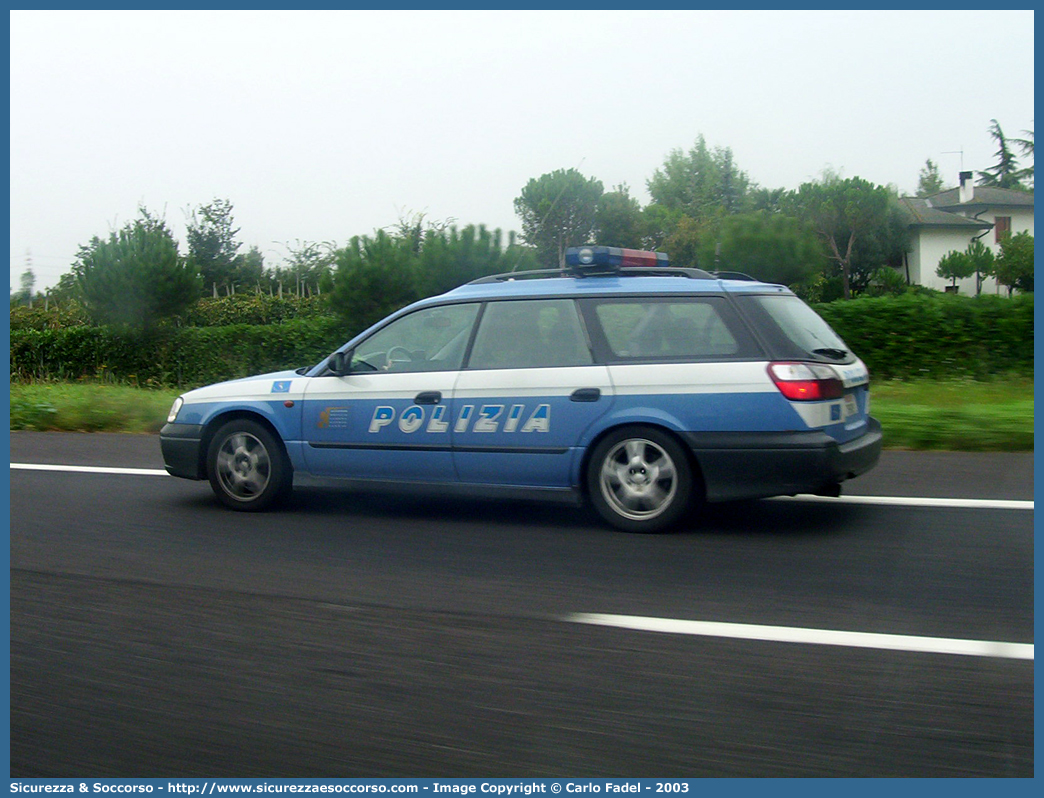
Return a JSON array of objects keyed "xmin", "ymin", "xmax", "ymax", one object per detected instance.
[
  {"xmin": 684, "ymin": 417, "xmax": 883, "ymax": 502},
  {"xmin": 160, "ymin": 423, "xmax": 205, "ymax": 480}
]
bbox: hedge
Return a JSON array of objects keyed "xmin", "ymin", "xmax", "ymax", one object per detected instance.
[
  {"xmin": 814, "ymin": 293, "xmax": 1033, "ymax": 380},
  {"xmin": 181, "ymin": 293, "xmax": 330, "ymax": 327},
  {"xmin": 10, "ymin": 293, "xmax": 328, "ymax": 332},
  {"xmin": 9, "ymin": 292, "xmax": 1034, "ymax": 388},
  {"xmin": 11, "ymin": 317, "xmax": 348, "ymax": 388}
]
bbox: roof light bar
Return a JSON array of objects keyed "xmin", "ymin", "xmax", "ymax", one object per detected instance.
[{"xmin": 565, "ymin": 246, "xmax": 670, "ymax": 272}]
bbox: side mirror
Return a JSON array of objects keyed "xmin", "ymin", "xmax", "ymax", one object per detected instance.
[{"xmin": 330, "ymin": 351, "xmax": 348, "ymax": 376}]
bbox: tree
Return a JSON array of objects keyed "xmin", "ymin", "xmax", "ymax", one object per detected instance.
[
  {"xmin": 594, "ymin": 184, "xmax": 645, "ymax": 249},
  {"xmin": 646, "ymin": 135, "xmax": 752, "ymax": 221},
  {"xmin": 1012, "ymin": 127, "xmax": 1034, "ymax": 188},
  {"xmin": 964, "ymin": 238, "xmax": 995, "ymax": 296},
  {"xmin": 49, "ymin": 271, "xmax": 82, "ymax": 304},
  {"xmin": 707, "ymin": 212, "xmax": 824, "ymax": 287},
  {"xmin": 326, "ymin": 231, "xmax": 422, "ymax": 331},
  {"xmin": 16, "ymin": 268, "xmax": 35, "ymax": 306},
  {"xmin": 977, "ymin": 119, "xmax": 1027, "ymax": 190},
  {"xmin": 72, "ymin": 208, "xmax": 200, "ymax": 327},
  {"xmin": 417, "ymin": 224, "xmax": 537, "ymax": 294},
  {"xmin": 784, "ymin": 177, "xmax": 907, "ymax": 299},
  {"xmin": 749, "ymin": 187, "xmax": 786, "ymax": 213},
  {"xmin": 663, "ymin": 215, "xmax": 704, "ymax": 270},
  {"xmin": 916, "ymin": 159, "xmax": 946, "ymax": 197},
  {"xmin": 186, "ymin": 199, "xmax": 242, "ymax": 296},
  {"xmin": 275, "ymin": 240, "xmax": 335, "ymax": 296},
  {"xmin": 639, "ymin": 204, "xmax": 684, "ymax": 252},
  {"xmin": 514, "ymin": 169, "xmax": 603, "ymax": 267},
  {"xmin": 935, "ymin": 249, "xmax": 974, "ymax": 291},
  {"xmin": 385, "ymin": 209, "xmax": 458, "ymax": 254},
  {"xmin": 233, "ymin": 245, "xmax": 265, "ymax": 291},
  {"xmin": 992, "ymin": 231, "xmax": 1034, "ymax": 296}
]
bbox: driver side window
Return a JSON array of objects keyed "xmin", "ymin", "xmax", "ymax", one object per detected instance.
[{"xmin": 351, "ymin": 304, "xmax": 479, "ymax": 373}]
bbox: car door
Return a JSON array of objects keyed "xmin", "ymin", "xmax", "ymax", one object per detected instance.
[
  {"xmin": 302, "ymin": 302, "xmax": 480, "ymax": 481},
  {"xmin": 452, "ymin": 297, "xmax": 614, "ymax": 488}
]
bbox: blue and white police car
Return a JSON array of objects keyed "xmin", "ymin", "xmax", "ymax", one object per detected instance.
[{"xmin": 161, "ymin": 247, "xmax": 882, "ymax": 532}]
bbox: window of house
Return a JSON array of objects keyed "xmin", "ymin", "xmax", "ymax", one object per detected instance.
[{"xmin": 995, "ymin": 216, "xmax": 1012, "ymax": 242}]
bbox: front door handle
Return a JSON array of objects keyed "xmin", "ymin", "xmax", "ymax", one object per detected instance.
[
  {"xmin": 414, "ymin": 391, "xmax": 442, "ymax": 405},
  {"xmin": 570, "ymin": 388, "xmax": 601, "ymax": 403}
]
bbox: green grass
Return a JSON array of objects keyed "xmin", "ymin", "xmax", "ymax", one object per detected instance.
[
  {"xmin": 8, "ymin": 378, "xmax": 1035, "ymax": 451},
  {"xmin": 869, "ymin": 377, "xmax": 1033, "ymax": 451},
  {"xmin": 10, "ymin": 382, "xmax": 179, "ymax": 434}
]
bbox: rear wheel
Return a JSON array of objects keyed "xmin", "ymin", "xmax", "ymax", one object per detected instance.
[
  {"xmin": 587, "ymin": 427, "xmax": 692, "ymax": 533},
  {"xmin": 207, "ymin": 419, "xmax": 292, "ymax": 511}
]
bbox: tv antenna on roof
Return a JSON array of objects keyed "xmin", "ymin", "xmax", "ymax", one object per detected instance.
[{"xmin": 943, "ymin": 148, "xmax": 964, "ymax": 171}]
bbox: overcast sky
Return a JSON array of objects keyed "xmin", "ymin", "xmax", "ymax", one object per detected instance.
[{"xmin": 9, "ymin": 9, "xmax": 1035, "ymax": 293}]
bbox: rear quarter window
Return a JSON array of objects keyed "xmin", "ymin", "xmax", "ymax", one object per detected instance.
[
  {"xmin": 585, "ymin": 297, "xmax": 762, "ymax": 362},
  {"xmin": 736, "ymin": 294, "xmax": 853, "ymax": 362}
]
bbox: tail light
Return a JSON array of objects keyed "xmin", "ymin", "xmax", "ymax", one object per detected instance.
[{"xmin": 767, "ymin": 362, "xmax": 844, "ymax": 401}]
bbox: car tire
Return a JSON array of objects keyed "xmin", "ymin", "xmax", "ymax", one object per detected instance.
[
  {"xmin": 587, "ymin": 426, "xmax": 693, "ymax": 533},
  {"xmin": 206, "ymin": 419, "xmax": 292, "ymax": 511}
]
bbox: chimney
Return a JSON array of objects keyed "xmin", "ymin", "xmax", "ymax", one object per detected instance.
[{"xmin": 959, "ymin": 171, "xmax": 974, "ymax": 203}]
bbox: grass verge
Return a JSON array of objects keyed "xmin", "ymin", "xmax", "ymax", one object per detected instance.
[
  {"xmin": 870, "ymin": 378, "xmax": 1033, "ymax": 451},
  {"xmin": 8, "ymin": 378, "xmax": 1035, "ymax": 451},
  {"xmin": 10, "ymin": 382, "xmax": 179, "ymax": 434}
]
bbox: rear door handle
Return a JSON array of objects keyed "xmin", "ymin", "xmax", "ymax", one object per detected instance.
[
  {"xmin": 570, "ymin": 388, "xmax": 601, "ymax": 403},
  {"xmin": 414, "ymin": 391, "xmax": 442, "ymax": 405}
]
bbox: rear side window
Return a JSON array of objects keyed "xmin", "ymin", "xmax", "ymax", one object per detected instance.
[
  {"xmin": 588, "ymin": 297, "xmax": 761, "ymax": 361},
  {"xmin": 468, "ymin": 299, "xmax": 593, "ymax": 370}
]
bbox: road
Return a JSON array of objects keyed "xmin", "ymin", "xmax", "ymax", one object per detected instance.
[{"xmin": 8, "ymin": 432, "xmax": 1034, "ymax": 777}]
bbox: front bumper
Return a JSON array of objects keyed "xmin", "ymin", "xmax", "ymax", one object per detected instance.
[
  {"xmin": 160, "ymin": 423, "xmax": 205, "ymax": 480},
  {"xmin": 684, "ymin": 417, "xmax": 884, "ymax": 502}
]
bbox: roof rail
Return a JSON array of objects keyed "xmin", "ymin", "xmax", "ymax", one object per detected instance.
[
  {"xmin": 710, "ymin": 270, "xmax": 758, "ymax": 281},
  {"xmin": 468, "ymin": 266, "xmax": 716, "ymax": 285}
]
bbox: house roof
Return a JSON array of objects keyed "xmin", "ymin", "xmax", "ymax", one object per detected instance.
[
  {"xmin": 898, "ymin": 198, "xmax": 993, "ymax": 229},
  {"xmin": 926, "ymin": 186, "xmax": 1034, "ymax": 210}
]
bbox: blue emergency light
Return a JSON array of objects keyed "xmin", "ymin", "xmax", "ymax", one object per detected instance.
[{"xmin": 565, "ymin": 246, "xmax": 670, "ymax": 273}]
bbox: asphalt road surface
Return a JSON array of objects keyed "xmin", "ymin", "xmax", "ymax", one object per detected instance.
[{"xmin": 9, "ymin": 432, "xmax": 1034, "ymax": 777}]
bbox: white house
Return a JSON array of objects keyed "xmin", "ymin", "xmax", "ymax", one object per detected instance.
[{"xmin": 899, "ymin": 171, "xmax": 1034, "ymax": 294}]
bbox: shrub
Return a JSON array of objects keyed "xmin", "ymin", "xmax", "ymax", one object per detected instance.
[
  {"xmin": 11, "ymin": 317, "xmax": 349, "ymax": 389},
  {"xmin": 815, "ymin": 293, "xmax": 1033, "ymax": 380},
  {"xmin": 9, "ymin": 301, "xmax": 91, "ymax": 331},
  {"xmin": 182, "ymin": 293, "xmax": 331, "ymax": 326}
]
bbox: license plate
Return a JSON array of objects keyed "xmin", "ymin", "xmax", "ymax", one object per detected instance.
[{"xmin": 842, "ymin": 393, "xmax": 858, "ymax": 419}]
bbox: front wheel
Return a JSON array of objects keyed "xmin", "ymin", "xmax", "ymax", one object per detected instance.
[
  {"xmin": 587, "ymin": 427, "xmax": 693, "ymax": 533},
  {"xmin": 207, "ymin": 419, "xmax": 292, "ymax": 511}
]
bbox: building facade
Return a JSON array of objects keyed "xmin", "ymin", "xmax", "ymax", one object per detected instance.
[{"xmin": 899, "ymin": 172, "xmax": 1034, "ymax": 294}]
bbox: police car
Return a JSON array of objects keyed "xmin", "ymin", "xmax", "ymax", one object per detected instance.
[{"xmin": 160, "ymin": 246, "xmax": 882, "ymax": 532}]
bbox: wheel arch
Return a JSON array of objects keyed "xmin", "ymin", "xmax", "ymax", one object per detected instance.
[
  {"xmin": 198, "ymin": 409, "xmax": 291, "ymax": 480},
  {"xmin": 578, "ymin": 421, "xmax": 706, "ymax": 504}
]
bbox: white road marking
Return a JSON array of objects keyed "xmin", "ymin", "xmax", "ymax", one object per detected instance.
[
  {"xmin": 11, "ymin": 463, "xmax": 170, "ymax": 477},
  {"xmin": 773, "ymin": 495, "xmax": 1033, "ymax": 511},
  {"xmin": 568, "ymin": 613, "xmax": 1034, "ymax": 661},
  {"xmin": 8, "ymin": 463, "xmax": 1034, "ymax": 511}
]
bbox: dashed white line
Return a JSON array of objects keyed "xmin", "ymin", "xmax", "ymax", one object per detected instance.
[
  {"xmin": 568, "ymin": 613, "xmax": 1034, "ymax": 660},
  {"xmin": 774, "ymin": 494, "xmax": 1033, "ymax": 511},
  {"xmin": 11, "ymin": 463, "xmax": 170, "ymax": 477}
]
